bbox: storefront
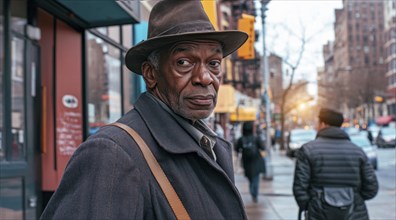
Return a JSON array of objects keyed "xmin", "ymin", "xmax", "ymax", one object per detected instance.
[{"xmin": 0, "ymin": 0, "xmax": 141, "ymax": 218}]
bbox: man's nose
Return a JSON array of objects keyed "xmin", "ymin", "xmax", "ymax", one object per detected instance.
[{"xmin": 191, "ymin": 63, "xmax": 213, "ymax": 86}]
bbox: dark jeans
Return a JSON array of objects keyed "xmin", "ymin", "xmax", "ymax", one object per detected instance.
[{"xmin": 249, "ymin": 175, "xmax": 260, "ymax": 199}]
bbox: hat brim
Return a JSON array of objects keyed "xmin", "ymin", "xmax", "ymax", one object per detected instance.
[{"xmin": 125, "ymin": 30, "xmax": 248, "ymax": 74}]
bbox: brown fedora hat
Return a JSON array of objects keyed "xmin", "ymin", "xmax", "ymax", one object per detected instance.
[{"xmin": 125, "ymin": 0, "xmax": 248, "ymax": 74}]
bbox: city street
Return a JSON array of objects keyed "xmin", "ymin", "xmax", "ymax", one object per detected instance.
[{"xmin": 234, "ymin": 148, "xmax": 396, "ymax": 220}]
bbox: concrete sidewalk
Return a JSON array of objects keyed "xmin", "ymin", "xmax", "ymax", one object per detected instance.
[{"xmin": 234, "ymin": 149, "xmax": 300, "ymax": 220}]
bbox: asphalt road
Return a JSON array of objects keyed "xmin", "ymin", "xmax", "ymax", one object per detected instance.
[{"xmin": 366, "ymin": 148, "xmax": 396, "ymax": 220}]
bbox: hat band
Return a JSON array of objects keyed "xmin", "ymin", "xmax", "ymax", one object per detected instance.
[{"xmin": 151, "ymin": 21, "xmax": 215, "ymax": 39}]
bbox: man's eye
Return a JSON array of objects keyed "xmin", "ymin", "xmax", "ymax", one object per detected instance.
[
  {"xmin": 177, "ymin": 59, "xmax": 192, "ymax": 66},
  {"xmin": 209, "ymin": 60, "xmax": 221, "ymax": 68}
]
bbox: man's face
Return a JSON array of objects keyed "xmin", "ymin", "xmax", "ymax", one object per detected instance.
[{"xmin": 154, "ymin": 40, "xmax": 223, "ymax": 121}]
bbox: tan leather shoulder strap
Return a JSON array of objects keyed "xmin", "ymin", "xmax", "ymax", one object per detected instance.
[{"xmin": 109, "ymin": 122, "xmax": 190, "ymax": 220}]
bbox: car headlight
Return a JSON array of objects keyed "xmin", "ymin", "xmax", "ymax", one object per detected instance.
[{"xmin": 289, "ymin": 143, "xmax": 300, "ymax": 150}]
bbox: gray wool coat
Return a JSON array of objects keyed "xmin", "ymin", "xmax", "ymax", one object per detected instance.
[{"xmin": 40, "ymin": 92, "xmax": 247, "ymax": 220}]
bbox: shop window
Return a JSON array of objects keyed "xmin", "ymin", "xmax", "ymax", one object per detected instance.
[
  {"xmin": 87, "ymin": 33, "xmax": 122, "ymax": 135},
  {"xmin": 96, "ymin": 27, "xmax": 107, "ymax": 35},
  {"xmin": 10, "ymin": 0, "xmax": 26, "ymax": 34},
  {"xmin": 122, "ymin": 24, "xmax": 132, "ymax": 48},
  {"xmin": 10, "ymin": 0, "xmax": 27, "ymax": 161},
  {"xmin": 95, "ymin": 26, "xmax": 120, "ymax": 44},
  {"xmin": 10, "ymin": 36, "xmax": 25, "ymax": 161},
  {"xmin": 121, "ymin": 25, "xmax": 137, "ymax": 113},
  {"xmin": 0, "ymin": 0, "xmax": 27, "ymax": 161},
  {"xmin": 122, "ymin": 65, "xmax": 131, "ymax": 112},
  {"xmin": 108, "ymin": 26, "xmax": 120, "ymax": 44}
]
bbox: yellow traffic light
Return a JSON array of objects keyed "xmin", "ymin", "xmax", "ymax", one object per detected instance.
[
  {"xmin": 237, "ymin": 14, "xmax": 255, "ymax": 59},
  {"xmin": 201, "ymin": 0, "xmax": 218, "ymax": 30}
]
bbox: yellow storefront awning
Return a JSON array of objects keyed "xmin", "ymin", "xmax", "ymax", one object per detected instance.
[
  {"xmin": 230, "ymin": 106, "xmax": 257, "ymax": 122},
  {"xmin": 214, "ymin": 85, "xmax": 236, "ymax": 113}
]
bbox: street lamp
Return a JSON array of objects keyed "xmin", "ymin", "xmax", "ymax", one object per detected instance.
[{"xmin": 260, "ymin": 0, "xmax": 272, "ymax": 180}]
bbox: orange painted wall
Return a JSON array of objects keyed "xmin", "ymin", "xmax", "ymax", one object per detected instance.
[
  {"xmin": 38, "ymin": 9, "xmax": 57, "ymax": 191},
  {"xmin": 55, "ymin": 19, "xmax": 83, "ymax": 184},
  {"xmin": 38, "ymin": 9, "xmax": 83, "ymax": 191}
]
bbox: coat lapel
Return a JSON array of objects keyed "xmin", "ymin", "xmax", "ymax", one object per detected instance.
[
  {"xmin": 134, "ymin": 93, "xmax": 233, "ymax": 175},
  {"xmin": 213, "ymin": 139, "xmax": 234, "ymax": 181}
]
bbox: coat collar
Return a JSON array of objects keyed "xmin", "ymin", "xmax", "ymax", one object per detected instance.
[
  {"xmin": 317, "ymin": 126, "xmax": 350, "ymax": 140},
  {"xmin": 134, "ymin": 93, "xmax": 233, "ymax": 171}
]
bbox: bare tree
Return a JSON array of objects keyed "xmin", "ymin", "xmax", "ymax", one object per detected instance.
[
  {"xmin": 268, "ymin": 19, "xmax": 329, "ymax": 150},
  {"xmin": 344, "ymin": 67, "xmax": 387, "ymax": 119}
]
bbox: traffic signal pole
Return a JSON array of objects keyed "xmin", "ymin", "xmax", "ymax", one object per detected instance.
[{"xmin": 261, "ymin": 0, "xmax": 273, "ymax": 180}]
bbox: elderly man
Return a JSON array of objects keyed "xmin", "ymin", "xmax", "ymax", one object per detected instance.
[
  {"xmin": 40, "ymin": 0, "xmax": 248, "ymax": 219},
  {"xmin": 293, "ymin": 108, "xmax": 378, "ymax": 220}
]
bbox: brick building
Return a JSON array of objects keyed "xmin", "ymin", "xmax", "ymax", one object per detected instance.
[
  {"xmin": 268, "ymin": 53, "xmax": 283, "ymax": 109},
  {"xmin": 327, "ymin": 0, "xmax": 387, "ymax": 121},
  {"xmin": 384, "ymin": 1, "xmax": 396, "ymax": 115}
]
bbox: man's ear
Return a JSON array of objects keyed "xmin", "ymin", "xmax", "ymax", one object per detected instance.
[
  {"xmin": 142, "ymin": 61, "xmax": 157, "ymax": 90},
  {"xmin": 318, "ymin": 121, "xmax": 328, "ymax": 130}
]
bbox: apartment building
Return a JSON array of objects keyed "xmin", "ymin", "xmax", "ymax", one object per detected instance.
[{"xmin": 332, "ymin": 0, "xmax": 387, "ymax": 119}]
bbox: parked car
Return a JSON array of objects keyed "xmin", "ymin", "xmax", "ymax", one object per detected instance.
[
  {"xmin": 350, "ymin": 134, "xmax": 378, "ymax": 170},
  {"xmin": 376, "ymin": 127, "xmax": 396, "ymax": 148},
  {"xmin": 286, "ymin": 129, "xmax": 316, "ymax": 157}
]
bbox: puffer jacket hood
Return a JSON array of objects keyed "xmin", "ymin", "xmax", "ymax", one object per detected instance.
[{"xmin": 316, "ymin": 126, "xmax": 350, "ymax": 140}]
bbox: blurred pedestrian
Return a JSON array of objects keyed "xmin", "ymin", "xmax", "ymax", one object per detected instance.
[
  {"xmin": 40, "ymin": 1, "xmax": 248, "ymax": 219},
  {"xmin": 235, "ymin": 121, "xmax": 266, "ymax": 203},
  {"xmin": 275, "ymin": 127, "xmax": 281, "ymax": 146},
  {"xmin": 367, "ymin": 129, "xmax": 374, "ymax": 144},
  {"xmin": 270, "ymin": 127, "xmax": 276, "ymax": 149},
  {"xmin": 293, "ymin": 108, "xmax": 378, "ymax": 220}
]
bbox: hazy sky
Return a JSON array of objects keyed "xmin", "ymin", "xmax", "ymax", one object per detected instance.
[{"xmin": 255, "ymin": 0, "xmax": 343, "ymax": 96}]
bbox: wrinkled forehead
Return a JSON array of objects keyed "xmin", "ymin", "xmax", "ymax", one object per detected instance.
[{"xmin": 167, "ymin": 40, "xmax": 223, "ymax": 55}]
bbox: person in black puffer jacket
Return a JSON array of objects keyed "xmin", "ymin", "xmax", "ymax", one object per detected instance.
[{"xmin": 293, "ymin": 108, "xmax": 378, "ymax": 220}]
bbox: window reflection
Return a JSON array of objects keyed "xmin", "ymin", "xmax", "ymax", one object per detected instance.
[
  {"xmin": 108, "ymin": 26, "xmax": 120, "ymax": 44},
  {"xmin": 122, "ymin": 24, "xmax": 132, "ymax": 48},
  {"xmin": 122, "ymin": 25, "xmax": 135, "ymax": 113},
  {"xmin": 11, "ymin": 36, "xmax": 25, "ymax": 161},
  {"xmin": 123, "ymin": 59, "xmax": 134, "ymax": 113},
  {"xmin": 87, "ymin": 33, "xmax": 121, "ymax": 135},
  {"xmin": 95, "ymin": 26, "xmax": 120, "ymax": 44},
  {"xmin": 10, "ymin": 0, "xmax": 27, "ymax": 34}
]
